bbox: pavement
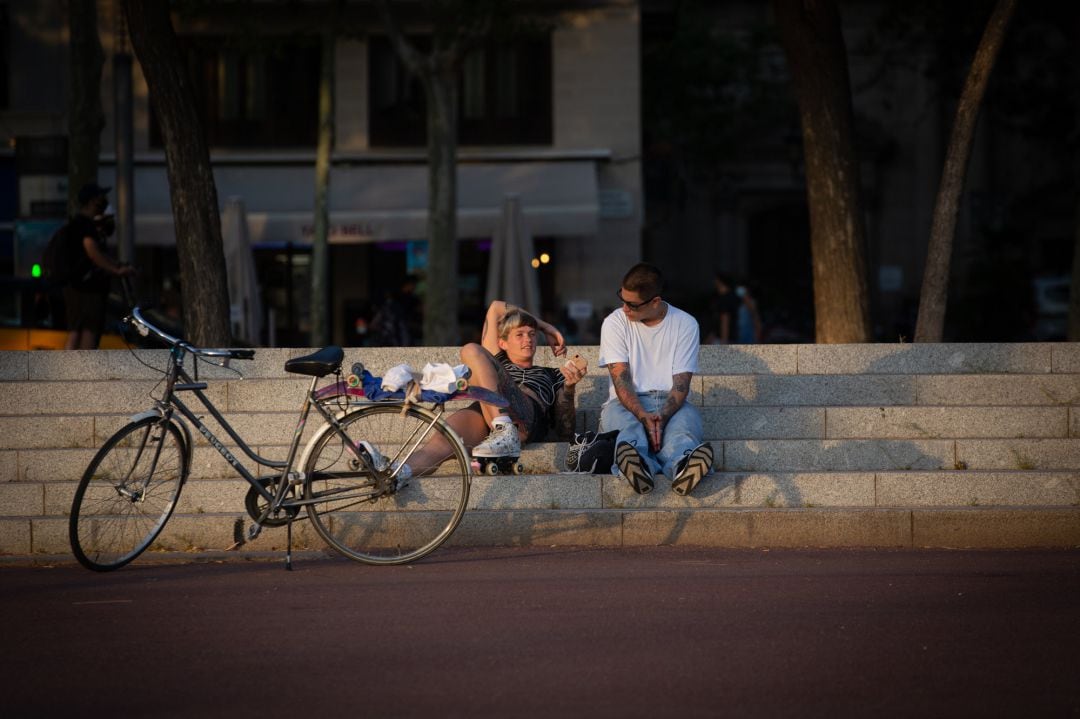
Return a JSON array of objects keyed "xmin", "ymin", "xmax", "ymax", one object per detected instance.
[{"xmin": 2, "ymin": 546, "xmax": 1079, "ymax": 718}]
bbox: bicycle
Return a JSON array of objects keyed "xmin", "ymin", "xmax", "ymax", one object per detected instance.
[{"xmin": 69, "ymin": 306, "xmax": 507, "ymax": 571}]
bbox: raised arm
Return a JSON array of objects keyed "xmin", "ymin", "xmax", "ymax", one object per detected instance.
[
  {"xmin": 481, "ymin": 300, "xmax": 567, "ymax": 357},
  {"xmin": 536, "ymin": 317, "xmax": 567, "ymax": 357},
  {"xmin": 480, "ymin": 301, "xmax": 513, "ymax": 355}
]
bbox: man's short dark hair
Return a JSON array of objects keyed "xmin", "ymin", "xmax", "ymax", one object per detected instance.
[{"xmin": 622, "ymin": 262, "xmax": 663, "ymax": 298}]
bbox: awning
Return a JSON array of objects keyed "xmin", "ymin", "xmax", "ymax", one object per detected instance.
[{"xmin": 101, "ymin": 160, "xmax": 601, "ymax": 246}]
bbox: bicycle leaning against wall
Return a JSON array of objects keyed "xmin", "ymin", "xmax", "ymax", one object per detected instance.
[{"xmin": 69, "ymin": 307, "xmax": 506, "ymax": 572}]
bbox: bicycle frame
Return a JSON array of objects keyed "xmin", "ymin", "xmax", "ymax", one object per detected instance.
[
  {"xmin": 71, "ymin": 305, "xmax": 487, "ymax": 571},
  {"xmin": 155, "ymin": 339, "xmax": 450, "ymax": 524}
]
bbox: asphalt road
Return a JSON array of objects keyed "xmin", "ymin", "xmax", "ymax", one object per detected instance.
[{"xmin": 3, "ymin": 547, "xmax": 1078, "ymax": 718}]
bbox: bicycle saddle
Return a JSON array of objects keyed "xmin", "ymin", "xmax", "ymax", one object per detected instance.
[{"xmin": 285, "ymin": 346, "xmax": 345, "ymax": 377}]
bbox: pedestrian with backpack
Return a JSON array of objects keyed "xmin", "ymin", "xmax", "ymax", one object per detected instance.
[{"xmin": 57, "ymin": 183, "xmax": 135, "ymax": 349}]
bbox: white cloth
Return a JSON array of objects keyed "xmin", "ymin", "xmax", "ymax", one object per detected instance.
[
  {"xmin": 598, "ymin": 303, "xmax": 699, "ymax": 399},
  {"xmin": 382, "ymin": 364, "xmax": 419, "ymax": 392},
  {"xmin": 384, "ymin": 362, "xmax": 471, "ymax": 393},
  {"xmin": 421, "ymin": 362, "xmax": 471, "ymax": 392}
]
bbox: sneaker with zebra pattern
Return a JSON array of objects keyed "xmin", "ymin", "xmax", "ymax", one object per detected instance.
[
  {"xmin": 672, "ymin": 442, "xmax": 713, "ymax": 496},
  {"xmin": 615, "ymin": 441, "xmax": 654, "ymax": 495}
]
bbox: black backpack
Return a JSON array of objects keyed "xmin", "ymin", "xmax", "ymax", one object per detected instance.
[{"xmin": 564, "ymin": 430, "xmax": 619, "ymax": 474}]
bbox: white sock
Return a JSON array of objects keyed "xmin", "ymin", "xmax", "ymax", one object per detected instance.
[{"xmin": 492, "ymin": 415, "xmax": 512, "ymax": 428}]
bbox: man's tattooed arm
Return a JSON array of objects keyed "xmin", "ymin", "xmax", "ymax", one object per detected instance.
[
  {"xmin": 660, "ymin": 372, "xmax": 693, "ymax": 424},
  {"xmin": 609, "ymin": 363, "xmax": 647, "ymax": 420}
]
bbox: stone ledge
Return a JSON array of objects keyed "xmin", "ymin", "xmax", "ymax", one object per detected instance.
[
  {"xmin": 15, "ymin": 506, "xmax": 1080, "ymax": 558},
  {"xmin": 911, "ymin": 508, "xmax": 1080, "ymax": 548},
  {"xmin": 24, "ymin": 469, "xmax": 1080, "ymax": 521}
]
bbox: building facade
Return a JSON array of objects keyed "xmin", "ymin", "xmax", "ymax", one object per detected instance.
[{"xmin": 1, "ymin": 0, "xmax": 642, "ymax": 346}]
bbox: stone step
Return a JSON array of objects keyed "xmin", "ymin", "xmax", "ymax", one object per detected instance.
[
  {"xmin": 8, "ymin": 342, "xmax": 1069, "ymax": 381},
  {"xmin": 9, "ymin": 439, "xmax": 1080, "ymax": 499},
  {"xmin": 7, "ymin": 373, "xmax": 1080, "ymax": 419},
  {"xmin": 526, "ymin": 438, "xmax": 1080, "ymax": 473},
  {"xmin": 4, "ymin": 403, "xmax": 1070, "ymax": 456},
  {"xmin": 10, "ymin": 506, "xmax": 1080, "ymax": 557},
  {"xmin": 10, "ymin": 470, "xmax": 1077, "ymax": 523}
]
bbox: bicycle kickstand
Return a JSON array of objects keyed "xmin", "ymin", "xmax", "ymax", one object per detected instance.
[{"xmin": 284, "ymin": 515, "xmax": 294, "ymax": 571}]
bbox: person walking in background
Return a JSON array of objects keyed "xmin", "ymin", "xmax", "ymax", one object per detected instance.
[
  {"xmin": 61, "ymin": 183, "xmax": 135, "ymax": 349},
  {"xmin": 735, "ymin": 282, "xmax": 763, "ymax": 344},
  {"xmin": 599, "ymin": 262, "xmax": 712, "ymax": 496},
  {"xmin": 707, "ymin": 271, "xmax": 740, "ymax": 344}
]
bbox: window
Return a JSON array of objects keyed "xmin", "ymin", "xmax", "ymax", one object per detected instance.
[
  {"xmin": 150, "ymin": 37, "xmax": 320, "ymax": 148},
  {"xmin": 369, "ymin": 34, "xmax": 552, "ymax": 147}
]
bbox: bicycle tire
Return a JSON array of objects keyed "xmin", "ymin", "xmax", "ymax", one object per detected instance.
[
  {"xmin": 303, "ymin": 403, "xmax": 470, "ymax": 565},
  {"xmin": 69, "ymin": 417, "xmax": 189, "ymax": 571}
]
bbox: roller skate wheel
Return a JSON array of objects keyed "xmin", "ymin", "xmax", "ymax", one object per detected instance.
[
  {"xmin": 512, "ymin": 462, "xmax": 525, "ymax": 475},
  {"xmin": 483, "ymin": 461, "xmax": 500, "ymax": 476}
]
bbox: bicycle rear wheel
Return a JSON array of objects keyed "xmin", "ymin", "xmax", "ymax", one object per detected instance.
[
  {"xmin": 69, "ymin": 417, "xmax": 189, "ymax": 571},
  {"xmin": 303, "ymin": 404, "xmax": 470, "ymax": 565}
]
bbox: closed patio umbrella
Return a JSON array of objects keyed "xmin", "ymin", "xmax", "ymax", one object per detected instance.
[
  {"xmin": 485, "ymin": 194, "xmax": 541, "ymax": 316},
  {"xmin": 221, "ymin": 196, "xmax": 264, "ymax": 346}
]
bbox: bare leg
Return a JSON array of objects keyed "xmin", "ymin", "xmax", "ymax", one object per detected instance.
[
  {"xmin": 403, "ymin": 407, "xmax": 489, "ymax": 476},
  {"xmin": 405, "ymin": 343, "xmax": 531, "ymax": 475},
  {"xmin": 64, "ymin": 331, "xmax": 80, "ymax": 350},
  {"xmin": 459, "ymin": 343, "xmax": 503, "ymax": 426}
]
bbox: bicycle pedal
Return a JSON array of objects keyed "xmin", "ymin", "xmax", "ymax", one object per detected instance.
[{"xmin": 247, "ymin": 523, "xmax": 263, "ymax": 541}]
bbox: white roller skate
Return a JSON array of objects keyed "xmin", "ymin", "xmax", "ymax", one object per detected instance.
[{"xmin": 471, "ymin": 418, "xmax": 524, "ymax": 476}]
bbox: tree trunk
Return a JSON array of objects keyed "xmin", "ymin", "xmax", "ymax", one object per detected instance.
[
  {"xmin": 914, "ymin": 0, "xmax": 1017, "ymax": 342},
  {"xmin": 123, "ymin": 0, "xmax": 231, "ymax": 347},
  {"xmin": 773, "ymin": 0, "xmax": 871, "ymax": 343},
  {"xmin": 310, "ymin": 26, "xmax": 335, "ymax": 347},
  {"xmin": 67, "ymin": 0, "xmax": 104, "ymax": 215},
  {"xmin": 422, "ymin": 64, "xmax": 461, "ymax": 346}
]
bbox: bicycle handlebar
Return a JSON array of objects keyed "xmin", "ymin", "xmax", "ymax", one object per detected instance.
[{"xmin": 128, "ymin": 306, "xmax": 255, "ymax": 360}]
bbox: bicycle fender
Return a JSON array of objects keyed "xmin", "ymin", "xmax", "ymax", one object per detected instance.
[
  {"xmin": 130, "ymin": 408, "xmax": 165, "ymax": 423},
  {"xmin": 296, "ymin": 419, "xmax": 340, "ymax": 475}
]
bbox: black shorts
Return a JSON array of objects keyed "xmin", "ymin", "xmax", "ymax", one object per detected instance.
[{"xmin": 465, "ymin": 351, "xmax": 550, "ymax": 442}]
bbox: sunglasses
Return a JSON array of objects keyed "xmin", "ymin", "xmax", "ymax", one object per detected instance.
[{"xmin": 616, "ymin": 290, "xmax": 656, "ymax": 310}]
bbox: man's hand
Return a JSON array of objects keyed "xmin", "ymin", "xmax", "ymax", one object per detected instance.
[
  {"xmin": 559, "ymin": 355, "xmax": 587, "ymax": 386},
  {"xmin": 641, "ymin": 413, "xmax": 662, "ymax": 452}
]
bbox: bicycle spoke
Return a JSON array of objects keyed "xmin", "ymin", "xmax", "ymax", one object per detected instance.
[
  {"xmin": 304, "ymin": 404, "xmax": 470, "ymax": 565},
  {"xmin": 70, "ymin": 418, "xmax": 188, "ymax": 571}
]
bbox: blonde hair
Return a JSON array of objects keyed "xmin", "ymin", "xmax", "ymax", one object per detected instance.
[{"xmin": 498, "ymin": 309, "xmax": 538, "ymax": 339}]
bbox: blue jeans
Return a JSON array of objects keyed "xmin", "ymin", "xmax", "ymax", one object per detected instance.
[{"xmin": 600, "ymin": 392, "xmax": 704, "ymax": 479}]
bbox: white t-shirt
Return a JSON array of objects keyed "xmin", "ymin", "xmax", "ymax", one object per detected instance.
[{"xmin": 598, "ymin": 303, "xmax": 700, "ymax": 399}]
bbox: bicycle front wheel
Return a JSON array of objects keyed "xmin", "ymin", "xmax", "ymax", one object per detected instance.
[
  {"xmin": 304, "ymin": 404, "xmax": 471, "ymax": 565},
  {"xmin": 69, "ymin": 417, "xmax": 189, "ymax": 571}
]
